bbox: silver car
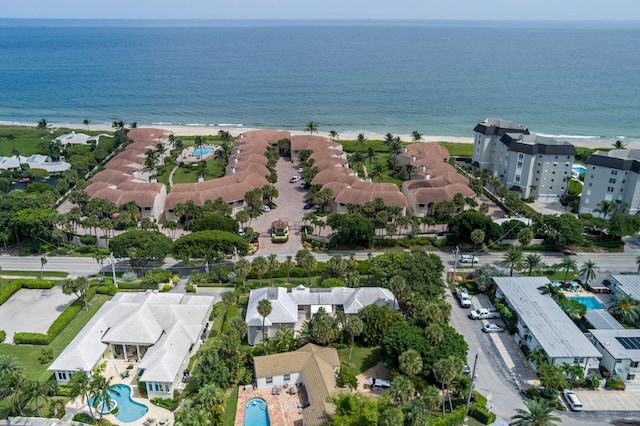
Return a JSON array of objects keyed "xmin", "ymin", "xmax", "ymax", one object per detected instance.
[{"xmin": 482, "ymin": 323, "xmax": 504, "ymax": 333}]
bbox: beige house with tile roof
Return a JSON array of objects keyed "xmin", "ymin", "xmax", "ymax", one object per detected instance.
[{"xmin": 253, "ymin": 343, "xmax": 340, "ymax": 426}]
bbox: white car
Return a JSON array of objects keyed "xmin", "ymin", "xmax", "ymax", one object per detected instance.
[
  {"xmin": 368, "ymin": 377, "xmax": 391, "ymax": 389},
  {"xmin": 562, "ymin": 389, "xmax": 583, "ymax": 411},
  {"xmin": 482, "ymin": 323, "xmax": 504, "ymax": 333},
  {"xmin": 298, "ymin": 181, "xmax": 307, "ymax": 189},
  {"xmin": 289, "ymin": 176, "xmax": 302, "ymax": 183},
  {"xmin": 297, "ymin": 167, "xmax": 304, "ymax": 173},
  {"xmin": 469, "ymin": 308, "xmax": 500, "ymax": 320},
  {"xmin": 459, "ymin": 255, "xmax": 479, "ymax": 263},
  {"xmin": 260, "ymin": 205, "xmax": 271, "ymax": 212}
]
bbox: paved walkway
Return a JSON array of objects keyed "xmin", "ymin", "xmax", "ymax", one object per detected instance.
[{"xmin": 167, "ymin": 165, "xmax": 179, "ymax": 187}]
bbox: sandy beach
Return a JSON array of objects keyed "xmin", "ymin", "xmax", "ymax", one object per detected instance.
[{"xmin": 1, "ymin": 120, "xmax": 627, "ymax": 150}]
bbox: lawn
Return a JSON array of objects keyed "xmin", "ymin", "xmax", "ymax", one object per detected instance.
[
  {"xmin": 338, "ymin": 138, "xmax": 399, "ymax": 154},
  {"xmin": 0, "ymin": 294, "xmax": 111, "ymax": 382},
  {"xmin": 337, "ymin": 346, "xmax": 383, "ymax": 374},
  {"xmin": 0, "ymin": 270, "xmax": 69, "ymax": 278},
  {"xmin": 568, "ymin": 179, "xmax": 583, "ymax": 195},
  {"xmin": 0, "ymin": 125, "xmax": 109, "ymax": 157},
  {"xmin": 158, "ymin": 159, "xmax": 225, "ymax": 185},
  {"xmin": 438, "ymin": 142, "xmax": 474, "ymax": 157},
  {"xmin": 223, "ymin": 386, "xmax": 239, "ymax": 426}
]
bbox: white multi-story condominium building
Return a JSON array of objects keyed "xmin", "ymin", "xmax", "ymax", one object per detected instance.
[
  {"xmin": 579, "ymin": 150, "xmax": 640, "ymax": 217},
  {"xmin": 472, "ymin": 118, "xmax": 530, "ymax": 171},
  {"xmin": 472, "ymin": 119, "xmax": 577, "ymax": 200}
]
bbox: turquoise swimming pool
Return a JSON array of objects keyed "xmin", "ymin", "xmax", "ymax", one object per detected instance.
[
  {"xmin": 90, "ymin": 383, "xmax": 148, "ymax": 422},
  {"xmin": 568, "ymin": 296, "xmax": 606, "ymax": 310},
  {"xmin": 193, "ymin": 147, "xmax": 213, "ymax": 156},
  {"xmin": 244, "ymin": 398, "xmax": 270, "ymax": 426},
  {"xmin": 572, "ymin": 166, "xmax": 587, "ymax": 174}
]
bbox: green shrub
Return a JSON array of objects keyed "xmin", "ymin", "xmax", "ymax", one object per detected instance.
[
  {"xmin": 14, "ymin": 332, "xmax": 50, "ymax": 345},
  {"xmin": 122, "ymin": 271, "xmax": 138, "ymax": 282},
  {"xmin": 137, "ymin": 379, "xmax": 148, "ymax": 398},
  {"xmin": 186, "ymin": 285, "xmax": 195, "ymax": 293},
  {"xmin": 39, "ymin": 347, "xmax": 55, "ymax": 364},
  {"xmin": 469, "ymin": 403, "xmax": 496, "ymax": 424},
  {"xmin": 0, "ymin": 281, "xmax": 22, "ymax": 305},
  {"xmin": 141, "ymin": 270, "xmax": 173, "ymax": 285},
  {"xmin": 117, "ymin": 282, "xmax": 158, "ymax": 290},
  {"xmin": 96, "ymin": 285, "xmax": 118, "ymax": 295},
  {"xmin": 606, "ymin": 375, "xmax": 625, "ymax": 390},
  {"xmin": 472, "ymin": 390, "xmax": 488, "ymax": 406},
  {"xmin": 47, "ymin": 302, "xmax": 83, "ymax": 340},
  {"xmin": 430, "ymin": 406, "xmax": 466, "ymax": 426},
  {"xmin": 524, "ymin": 387, "xmax": 541, "ymax": 399},
  {"xmin": 336, "ymin": 365, "xmax": 358, "ymax": 390},
  {"xmin": 150, "ymin": 395, "xmax": 181, "ymax": 410},
  {"xmin": 73, "ymin": 412, "xmax": 95, "ymax": 423},
  {"xmin": 79, "ymin": 235, "xmax": 97, "ymax": 245},
  {"xmin": 14, "ymin": 279, "xmax": 56, "ymax": 289},
  {"xmin": 161, "ymin": 284, "xmax": 172, "ymax": 292},
  {"xmin": 0, "ymin": 330, "xmax": 5, "ymax": 343}
]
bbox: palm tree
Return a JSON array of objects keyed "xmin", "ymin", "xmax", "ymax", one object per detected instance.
[
  {"xmin": 193, "ymin": 136, "xmax": 205, "ymax": 159},
  {"xmin": 389, "ymin": 375, "xmax": 415, "ymax": 405},
  {"xmin": 425, "ymin": 323, "xmax": 445, "ymax": 345},
  {"xmin": 267, "ymin": 254, "xmax": 279, "ymax": 285},
  {"xmin": 509, "ymin": 398, "xmax": 561, "ymax": 426},
  {"xmin": 257, "ymin": 299, "xmax": 272, "ymax": 344},
  {"xmin": 37, "ymin": 118, "xmax": 48, "ymax": 135},
  {"xmin": 304, "ymin": 121, "xmax": 318, "ymax": 135},
  {"xmin": 252, "ymin": 256, "xmax": 268, "ymax": 285},
  {"xmin": 328, "ymin": 130, "xmax": 339, "ymax": 140},
  {"xmin": 357, "ymin": 133, "xmax": 367, "ymax": 146},
  {"xmin": 470, "ymin": 229, "xmax": 485, "ymax": 268},
  {"xmin": 371, "ymin": 161, "xmax": 385, "ymax": 182},
  {"xmin": 344, "ymin": 316, "xmax": 363, "ymax": 366},
  {"xmin": 433, "ymin": 356, "xmax": 463, "ymax": 413},
  {"xmin": 411, "ymin": 130, "xmax": 422, "ymax": 142},
  {"xmin": 299, "ymin": 251, "xmax": 317, "ymax": 286},
  {"xmin": 214, "ymin": 148, "xmax": 227, "ymax": 164},
  {"xmin": 503, "ymin": 246, "xmax": 524, "ymax": 276},
  {"xmin": 40, "ymin": 256, "xmax": 47, "ymax": 278},
  {"xmin": 350, "ymin": 151, "xmax": 365, "ymax": 174},
  {"xmin": 557, "ymin": 257, "xmax": 578, "ymax": 283},
  {"xmin": 234, "ymin": 258, "xmax": 252, "ymax": 289},
  {"xmin": 283, "ymin": 255, "xmax": 294, "ymax": 283},
  {"xmin": 608, "ymin": 294, "xmax": 640, "ymax": 325},
  {"xmin": 221, "ymin": 291, "xmax": 237, "ymax": 323},
  {"xmin": 594, "ymin": 199, "xmax": 615, "ymax": 219},
  {"xmin": 399, "ymin": 349, "xmax": 423, "ymax": 377},
  {"xmin": 155, "ymin": 143, "xmax": 166, "ymax": 165},
  {"xmin": 217, "ymin": 130, "xmax": 231, "ymax": 142},
  {"xmin": 579, "ymin": 260, "xmax": 599, "ymax": 286},
  {"xmin": 523, "ymin": 253, "xmax": 544, "ymax": 276},
  {"xmin": 83, "ymin": 119, "xmax": 91, "ymax": 130},
  {"xmin": 518, "ymin": 227, "xmax": 534, "ymax": 247},
  {"xmin": 366, "ymin": 146, "xmax": 376, "ymax": 168},
  {"xmin": 22, "ymin": 380, "xmax": 49, "ymax": 417},
  {"xmin": 613, "ymin": 140, "xmax": 627, "ymax": 149},
  {"xmin": 90, "ymin": 373, "xmax": 118, "ymax": 425}
]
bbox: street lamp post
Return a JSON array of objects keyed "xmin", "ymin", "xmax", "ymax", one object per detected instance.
[
  {"xmin": 110, "ymin": 252, "xmax": 118, "ymax": 288},
  {"xmin": 451, "ymin": 245, "xmax": 460, "ymax": 284}
]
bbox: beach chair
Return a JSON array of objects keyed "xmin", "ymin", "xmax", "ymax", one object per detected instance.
[{"xmin": 159, "ymin": 418, "xmax": 169, "ymax": 426}]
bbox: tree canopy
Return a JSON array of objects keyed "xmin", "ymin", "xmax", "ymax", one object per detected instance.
[
  {"xmin": 172, "ymin": 230, "xmax": 249, "ymax": 263},
  {"xmin": 109, "ymin": 230, "xmax": 173, "ymax": 267}
]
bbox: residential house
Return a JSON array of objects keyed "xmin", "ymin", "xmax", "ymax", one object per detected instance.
[
  {"xmin": 608, "ymin": 274, "xmax": 640, "ymax": 301},
  {"xmin": 0, "ymin": 154, "xmax": 71, "ymax": 174},
  {"xmin": 246, "ymin": 286, "xmax": 397, "ymax": 345},
  {"xmin": 54, "ymin": 131, "xmax": 108, "ymax": 146},
  {"xmin": 494, "ymin": 277, "xmax": 601, "ymax": 375},
  {"xmin": 472, "ymin": 118, "xmax": 530, "ymax": 171},
  {"xmin": 49, "ymin": 291, "xmax": 214, "ymax": 399},
  {"xmin": 579, "ymin": 150, "xmax": 640, "ymax": 217},
  {"xmin": 253, "ymin": 343, "xmax": 340, "ymax": 426},
  {"xmin": 589, "ymin": 329, "xmax": 640, "ymax": 388}
]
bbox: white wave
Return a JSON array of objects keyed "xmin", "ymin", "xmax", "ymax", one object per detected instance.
[
  {"xmin": 216, "ymin": 123, "xmax": 244, "ymax": 127},
  {"xmin": 184, "ymin": 123, "xmax": 208, "ymax": 126},
  {"xmin": 534, "ymin": 132, "xmax": 600, "ymax": 140}
]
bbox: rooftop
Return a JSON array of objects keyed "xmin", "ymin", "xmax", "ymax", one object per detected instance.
[
  {"xmin": 591, "ymin": 329, "xmax": 640, "ymax": 361},
  {"xmin": 610, "ymin": 275, "xmax": 640, "ymax": 300}
]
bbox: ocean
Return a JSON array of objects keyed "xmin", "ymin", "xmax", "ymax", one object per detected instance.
[{"xmin": 1, "ymin": 19, "xmax": 639, "ymax": 142}]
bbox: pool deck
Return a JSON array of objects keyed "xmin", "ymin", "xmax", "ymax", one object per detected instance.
[
  {"xmin": 64, "ymin": 359, "xmax": 174, "ymax": 426},
  {"xmin": 175, "ymin": 144, "xmax": 219, "ymax": 164},
  {"xmin": 564, "ymin": 289, "xmax": 612, "ymax": 308},
  {"xmin": 235, "ymin": 385, "xmax": 308, "ymax": 426}
]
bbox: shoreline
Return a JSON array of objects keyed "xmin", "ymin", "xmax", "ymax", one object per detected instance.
[{"xmin": 0, "ymin": 120, "xmax": 626, "ymax": 150}]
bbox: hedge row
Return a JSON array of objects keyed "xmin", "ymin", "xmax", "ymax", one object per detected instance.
[
  {"xmin": 430, "ymin": 406, "xmax": 466, "ymax": 426},
  {"xmin": 117, "ymin": 282, "xmax": 158, "ymax": 290},
  {"xmin": 0, "ymin": 279, "xmax": 56, "ymax": 305},
  {"xmin": 0, "ymin": 330, "xmax": 5, "ymax": 343},
  {"xmin": 469, "ymin": 403, "xmax": 496, "ymax": 425}
]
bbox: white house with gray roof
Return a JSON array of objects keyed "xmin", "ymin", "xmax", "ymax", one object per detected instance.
[
  {"xmin": 590, "ymin": 329, "xmax": 640, "ymax": 389},
  {"xmin": 608, "ymin": 275, "xmax": 640, "ymax": 301},
  {"xmin": 494, "ymin": 277, "xmax": 601, "ymax": 375},
  {"xmin": 245, "ymin": 286, "xmax": 397, "ymax": 345},
  {"xmin": 49, "ymin": 291, "xmax": 214, "ymax": 399}
]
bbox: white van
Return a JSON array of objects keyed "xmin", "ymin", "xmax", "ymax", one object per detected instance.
[
  {"xmin": 562, "ymin": 389, "xmax": 583, "ymax": 411},
  {"xmin": 459, "ymin": 254, "xmax": 479, "ymax": 263}
]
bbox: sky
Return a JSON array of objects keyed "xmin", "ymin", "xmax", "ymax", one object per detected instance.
[{"xmin": 3, "ymin": 0, "xmax": 640, "ymax": 21}]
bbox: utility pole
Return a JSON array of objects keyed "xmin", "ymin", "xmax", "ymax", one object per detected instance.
[
  {"xmin": 110, "ymin": 252, "xmax": 118, "ymax": 288},
  {"xmin": 466, "ymin": 353, "xmax": 479, "ymax": 414},
  {"xmin": 451, "ymin": 245, "xmax": 460, "ymax": 284}
]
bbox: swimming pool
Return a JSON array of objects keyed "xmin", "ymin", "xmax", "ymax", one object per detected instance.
[
  {"xmin": 193, "ymin": 147, "xmax": 213, "ymax": 156},
  {"xmin": 568, "ymin": 296, "xmax": 606, "ymax": 310},
  {"xmin": 572, "ymin": 166, "xmax": 586, "ymax": 174},
  {"xmin": 244, "ymin": 398, "xmax": 270, "ymax": 426},
  {"xmin": 90, "ymin": 383, "xmax": 148, "ymax": 423}
]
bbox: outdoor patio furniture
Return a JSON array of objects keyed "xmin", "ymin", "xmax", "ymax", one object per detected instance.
[{"xmin": 159, "ymin": 418, "xmax": 169, "ymax": 425}]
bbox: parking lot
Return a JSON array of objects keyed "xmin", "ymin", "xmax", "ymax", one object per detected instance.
[
  {"xmin": 573, "ymin": 389, "xmax": 640, "ymax": 411},
  {"xmin": 251, "ymin": 158, "xmax": 311, "ymax": 255}
]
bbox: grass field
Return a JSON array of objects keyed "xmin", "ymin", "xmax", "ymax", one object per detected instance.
[
  {"xmin": 0, "ymin": 270, "xmax": 69, "ymax": 278},
  {"xmin": 438, "ymin": 142, "xmax": 474, "ymax": 157},
  {"xmin": 337, "ymin": 346, "xmax": 383, "ymax": 374},
  {"xmin": 223, "ymin": 386, "xmax": 239, "ymax": 426},
  {"xmin": 0, "ymin": 294, "xmax": 111, "ymax": 382},
  {"xmin": 0, "ymin": 125, "xmax": 110, "ymax": 157}
]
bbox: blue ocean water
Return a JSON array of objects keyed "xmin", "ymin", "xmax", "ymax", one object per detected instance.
[{"xmin": 1, "ymin": 19, "xmax": 639, "ymax": 141}]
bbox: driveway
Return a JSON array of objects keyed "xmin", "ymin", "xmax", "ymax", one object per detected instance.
[
  {"xmin": 572, "ymin": 389, "xmax": 640, "ymax": 411},
  {"xmin": 252, "ymin": 158, "xmax": 309, "ymax": 255}
]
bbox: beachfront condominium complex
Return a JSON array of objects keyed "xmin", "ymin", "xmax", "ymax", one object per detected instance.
[
  {"xmin": 472, "ymin": 118, "xmax": 577, "ymax": 200},
  {"xmin": 579, "ymin": 149, "xmax": 640, "ymax": 217}
]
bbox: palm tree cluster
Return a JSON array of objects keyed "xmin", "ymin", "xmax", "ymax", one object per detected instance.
[{"xmin": 0, "ymin": 354, "xmax": 57, "ymax": 417}]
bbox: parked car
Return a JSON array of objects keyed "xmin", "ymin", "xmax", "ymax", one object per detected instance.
[
  {"xmin": 469, "ymin": 308, "xmax": 500, "ymax": 320},
  {"xmin": 562, "ymin": 389, "xmax": 583, "ymax": 411},
  {"xmin": 368, "ymin": 377, "xmax": 391, "ymax": 390},
  {"xmin": 455, "ymin": 287, "xmax": 472, "ymax": 308},
  {"xmin": 261, "ymin": 204, "xmax": 271, "ymax": 212},
  {"xmin": 459, "ymin": 254, "xmax": 479, "ymax": 263},
  {"xmin": 463, "ymin": 364, "xmax": 471, "ymax": 375},
  {"xmin": 303, "ymin": 203, "xmax": 313, "ymax": 210},
  {"xmin": 289, "ymin": 176, "xmax": 302, "ymax": 183},
  {"xmin": 237, "ymin": 227, "xmax": 246, "ymax": 236},
  {"xmin": 298, "ymin": 181, "xmax": 307, "ymax": 189},
  {"xmin": 297, "ymin": 167, "xmax": 304, "ymax": 173},
  {"xmin": 18, "ymin": 178, "xmax": 31, "ymax": 183},
  {"xmin": 482, "ymin": 323, "xmax": 504, "ymax": 333}
]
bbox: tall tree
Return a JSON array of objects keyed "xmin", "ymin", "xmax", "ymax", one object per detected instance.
[
  {"xmin": 283, "ymin": 255, "xmax": 294, "ymax": 283},
  {"xmin": 62, "ymin": 277, "xmax": 91, "ymax": 310},
  {"xmin": 328, "ymin": 130, "xmax": 339, "ymax": 140},
  {"xmin": 433, "ymin": 356, "xmax": 463, "ymax": 413},
  {"xmin": 252, "ymin": 256, "xmax": 268, "ymax": 285},
  {"xmin": 389, "ymin": 375, "xmax": 415, "ymax": 405},
  {"xmin": 234, "ymin": 258, "xmax": 252, "ymax": 289},
  {"xmin": 221, "ymin": 291, "xmax": 237, "ymax": 322},
  {"xmin": 304, "ymin": 121, "xmax": 318, "ymax": 135},
  {"xmin": 579, "ymin": 260, "xmax": 599, "ymax": 286},
  {"xmin": 267, "ymin": 254, "xmax": 279, "ymax": 285},
  {"xmin": 608, "ymin": 294, "xmax": 640, "ymax": 325},
  {"xmin": 510, "ymin": 398, "xmax": 561, "ymax": 426},
  {"xmin": 257, "ymin": 299, "xmax": 272, "ymax": 344},
  {"xmin": 399, "ymin": 349, "xmax": 423, "ymax": 377},
  {"xmin": 37, "ymin": 118, "xmax": 48, "ymax": 135},
  {"xmin": 83, "ymin": 118, "xmax": 91, "ymax": 130},
  {"xmin": 344, "ymin": 316, "xmax": 363, "ymax": 366},
  {"xmin": 503, "ymin": 246, "xmax": 524, "ymax": 276},
  {"xmin": 523, "ymin": 253, "xmax": 544, "ymax": 276},
  {"xmin": 411, "ymin": 131, "xmax": 422, "ymax": 142},
  {"xmin": 613, "ymin": 140, "xmax": 627, "ymax": 149},
  {"xmin": 470, "ymin": 229, "xmax": 485, "ymax": 268},
  {"xmin": 556, "ymin": 257, "xmax": 578, "ymax": 282}
]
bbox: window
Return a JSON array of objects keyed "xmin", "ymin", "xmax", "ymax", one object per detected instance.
[
  {"xmin": 148, "ymin": 383, "xmax": 153, "ymax": 391},
  {"xmin": 553, "ymin": 162, "xmax": 558, "ymax": 167},
  {"xmin": 515, "ymin": 176, "xmax": 521, "ymax": 183},
  {"xmin": 565, "ymin": 162, "xmax": 570, "ymax": 167},
  {"xmin": 612, "ymin": 170, "xmax": 618, "ymax": 175},
  {"xmin": 589, "ymin": 183, "xmax": 592, "ymax": 187},
  {"xmin": 586, "ymin": 190, "xmax": 591, "ymax": 196},
  {"xmin": 555, "ymin": 156, "xmax": 558, "ymax": 159},
  {"xmin": 585, "ymin": 198, "xmax": 590, "ymax": 204},
  {"xmin": 591, "ymin": 175, "xmax": 594, "ymax": 178},
  {"xmin": 609, "ymin": 178, "xmax": 617, "ymax": 184},
  {"xmin": 266, "ymin": 377, "xmax": 273, "ymax": 384},
  {"xmin": 535, "ymin": 178, "xmax": 539, "ymax": 181},
  {"xmin": 518, "ymin": 153, "xmax": 524, "ymax": 159},
  {"xmin": 592, "ymin": 166, "xmax": 595, "ymax": 170},
  {"xmin": 284, "ymin": 374, "xmax": 291, "ymax": 381},
  {"xmin": 144, "ymin": 207, "xmax": 151, "ymax": 211},
  {"xmin": 564, "ymin": 171, "xmax": 568, "ymax": 175},
  {"xmin": 552, "ymin": 171, "xmax": 556, "ymax": 175},
  {"xmin": 538, "ymin": 163, "xmax": 541, "ymax": 166},
  {"xmin": 607, "ymin": 187, "xmax": 614, "ymax": 192},
  {"xmin": 256, "ymin": 326, "xmax": 261, "ymax": 331},
  {"xmin": 574, "ymin": 358, "xmax": 585, "ymax": 364},
  {"xmin": 549, "ymin": 186, "xmax": 553, "ymax": 190},
  {"xmin": 517, "ymin": 161, "xmax": 523, "ymax": 167},
  {"xmin": 551, "ymin": 179, "xmax": 555, "ymax": 182},
  {"xmin": 155, "ymin": 383, "xmax": 159, "ymax": 391}
]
